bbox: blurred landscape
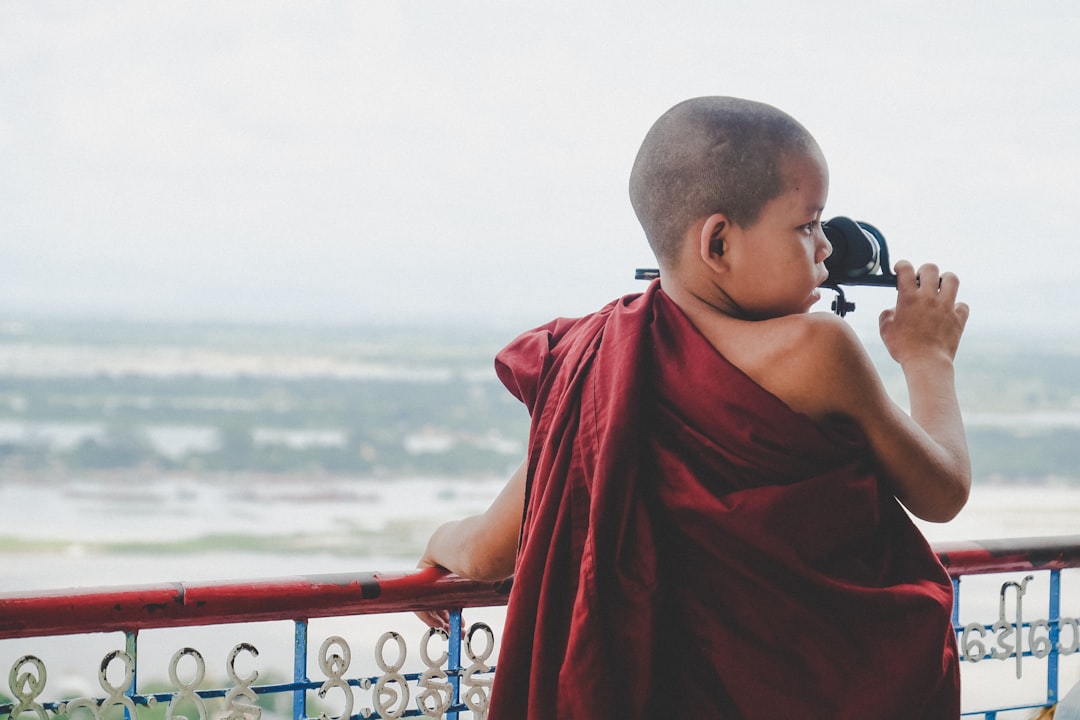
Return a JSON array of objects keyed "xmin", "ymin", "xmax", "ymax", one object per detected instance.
[
  {"xmin": 2, "ymin": 317, "xmax": 1079, "ymax": 486},
  {"xmin": 2, "ymin": 315, "xmax": 1080, "ymax": 586},
  {"xmin": 0, "ymin": 318, "xmax": 528, "ymax": 481}
]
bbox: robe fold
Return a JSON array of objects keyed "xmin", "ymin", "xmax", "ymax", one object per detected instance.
[{"xmin": 490, "ymin": 281, "xmax": 960, "ymax": 719}]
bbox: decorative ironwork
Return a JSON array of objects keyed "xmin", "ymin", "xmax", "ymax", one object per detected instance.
[
  {"xmin": 2, "ymin": 624, "xmax": 499, "ymax": 720},
  {"xmin": 7, "ymin": 656, "xmax": 47, "ymax": 720},
  {"xmin": 416, "ymin": 628, "xmax": 453, "ymax": 719},
  {"xmin": 371, "ymin": 632, "xmax": 409, "ymax": 719},
  {"xmin": 61, "ymin": 650, "xmax": 140, "ymax": 720},
  {"xmin": 317, "ymin": 636, "xmax": 354, "ymax": 720},
  {"xmin": 224, "ymin": 644, "xmax": 262, "ymax": 720},
  {"xmin": 1061, "ymin": 617, "xmax": 1080, "ymax": 655},
  {"xmin": 460, "ymin": 623, "xmax": 494, "ymax": 719},
  {"xmin": 959, "ymin": 573, "xmax": 1079, "ymax": 679},
  {"xmin": 166, "ymin": 647, "xmax": 208, "ymax": 720}
]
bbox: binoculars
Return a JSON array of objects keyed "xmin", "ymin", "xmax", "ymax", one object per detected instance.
[{"xmin": 634, "ymin": 216, "xmax": 896, "ymax": 317}]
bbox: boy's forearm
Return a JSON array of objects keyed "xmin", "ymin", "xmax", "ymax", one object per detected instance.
[
  {"xmin": 420, "ymin": 514, "xmax": 517, "ymax": 582},
  {"xmin": 421, "ymin": 517, "xmax": 478, "ymax": 578},
  {"xmin": 903, "ymin": 358, "xmax": 969, "ymax": 466},
  {"xmin": 897, "ymin": 358, "xmax": 971, "ymax": 520},
  {"xmin": 419, "ymin": 460, "xmax": 526, "ymax": 582}
]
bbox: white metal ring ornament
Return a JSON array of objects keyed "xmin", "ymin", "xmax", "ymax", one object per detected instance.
[
  {"xmin": 416, "ymin": 627, "xmax": 452, "ymax": 718},
  {"xmin": 462, "ymin": 623, "xmax": 494, "ymax": 718},
  {"xmin": 166, "ymin": 647, "xmax": 208, "ymax": 720},
  {"xmin": 63, "ymin": 650, "xmax": 139, "ymax": 720},
  {"xmin": 372, "ymin": 631, "xmax": 409, "ymax": 719},
  {"xmin": 316, "ymin": 636, "xmax": 353, "ymax": 720},
  {"xmin": 8, "ymin": 655, "xmax": 48, "ymax": 720},
  {"xmin": 224, "ymin": 644, "xmax": 262, "ymax": 720},
  {"xmin": 1061, "ymin": 617, "xmax": 1080, "ymax": 655}
]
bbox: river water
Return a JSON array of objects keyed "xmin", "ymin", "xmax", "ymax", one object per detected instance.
[{"xmin": 2, "ymin": 476, "xmax": 1079, "ymax": 717}]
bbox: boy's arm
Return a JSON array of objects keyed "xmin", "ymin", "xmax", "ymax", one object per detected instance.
[
  {"xmin": 414, "ymin": 460, "xmax": 525, "ymax": 630},
  {"xmin": 418, "ymin": 459, "xmax": 526, "ymax": 580},
  {"xmin": 816, "ymin": 261, "xmax": 971, "ymax": 523}
]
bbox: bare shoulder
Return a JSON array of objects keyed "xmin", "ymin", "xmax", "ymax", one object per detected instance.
[
  {"xmin": 800, "ymin": 313, "xmax": 891, "ymax": 420},
  {"xmin": 741, "ymin": 311, "xmax": 861, "ymax": 370},
  {"xmin": 794, "ymin": 312, "xmax": 867, "ymax": 361},
  {"xmin": 728, "ymin": 312, "xmax": 884, "ymax": 422},
  {"xmin": 771, "ymin": 311, "xmax": 853, "ymax": 347}
]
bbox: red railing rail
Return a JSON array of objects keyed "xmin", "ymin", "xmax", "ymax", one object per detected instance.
[
  {"xmin": 3, "ymin": 536, "xmax": 1080, "ymax": 640},
  {"xmin": 935, "ymin": 535, "xmax": 1080, "ymax": 577},
  {"xmin": 0, "ymin": 567, "xmax": 510, "ymax": 640},
  {"xmin": 3, "ymin": 536, "xmax": 1080, "ymax": 720}
]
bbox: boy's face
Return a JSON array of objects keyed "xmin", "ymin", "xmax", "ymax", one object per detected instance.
[{"xmin": 721, "ymin": 150, "xmax": 832, "ymax": 319}]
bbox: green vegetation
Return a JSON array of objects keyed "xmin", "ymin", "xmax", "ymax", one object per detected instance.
[
  {"xmin": 956, "ymin": 346, "xmax": 1080, "ymax": 412},
  {"xmin": 968, "ymin": 427, "xmax": 1080, "ymax": 481},
  {"xmin": 0, "ymin": 318, "xmax": 529, "ymax": 477},
  {"xmin": 2, "ymin": 319, "xmax": 1080, "ymax": 483},
  {"xmin": 0, "ymin": 372, "xmax": 528, "ymax": 476}
]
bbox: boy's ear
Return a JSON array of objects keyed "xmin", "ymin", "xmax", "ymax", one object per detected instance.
[{"xmin": 698, "ymin": 213, "xmax": 731, "ymax": 273}]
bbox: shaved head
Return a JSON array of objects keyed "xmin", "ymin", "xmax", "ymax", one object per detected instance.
[{"xmin": 629, "ymin": 97, "xmax": 820, "ymax": 266}]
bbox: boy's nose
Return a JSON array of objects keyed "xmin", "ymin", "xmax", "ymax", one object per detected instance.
[{"xmin": 817, "ymin": 232, "xmax": 833, "ymax": 262}]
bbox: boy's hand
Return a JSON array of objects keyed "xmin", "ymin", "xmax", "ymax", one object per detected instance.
[
  {"xmin": 414, "ymin": 605, "xmax": 453, "ymax": 632},
  {"xmin": 879, "ymin": 261, "xmax": 970, "ymax": 367},
  {"xmin": 411, "ymin": 460, "xmax": 525, "ymax": 631},
  {"xmin": 414, "ymin": 554, "xmax": 453, "ymax": 632}
]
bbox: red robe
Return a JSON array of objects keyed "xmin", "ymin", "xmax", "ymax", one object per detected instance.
[{"xmin": 490, "ymin": 281, "xmax": 960, "ymax": 719}]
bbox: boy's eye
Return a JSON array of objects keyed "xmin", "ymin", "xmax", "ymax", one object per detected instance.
[{"xmin": 802, "ymin": 221, "xmax": 818, "ymax": 233}]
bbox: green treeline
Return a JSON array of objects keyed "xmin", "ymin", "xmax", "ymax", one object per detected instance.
[
  {"xmin": 4, "ymin": 370, "xmax": 1080, "ymax": 482},
  {"xmin": 967, "ymin": 427, "xmax": 1080, "ymax": 482},
  {"xmin": 2, "ymin": 320, "xmax": 1080, "ymax": 482},
  {"xmin": 0, "ymin": 372, "xmax": 529, "ymax": 478}
]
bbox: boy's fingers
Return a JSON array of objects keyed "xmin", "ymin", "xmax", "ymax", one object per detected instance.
[
  {"xmin": 938, "ymin": 272, "xmax": 960, "ymax": 303},
  {"xmin": 914, "ymin": 263, "xmax": 940, "ymax": 290},
  {"xmin": 893, "ymin": 260, "xmax": 916, "ymax": 285},
  {"xmin": 414, "ymin": 609, "xmax": 451, "ymax": 631},
  {"xmin": 955, "ymin": 301, "xmax": 971, "ymax": 328},
  {"xmin": 878, "ymin": 307, "xmax": 895, "ymax": 330}
]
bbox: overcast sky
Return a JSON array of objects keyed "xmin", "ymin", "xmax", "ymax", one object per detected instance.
[{"xmin": 2, "ymin": 2, "xmax": 1077, "ymax": 339}]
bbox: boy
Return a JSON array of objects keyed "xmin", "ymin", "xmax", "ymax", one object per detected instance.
[{"xmin": 418, "ymin": 96, "xmax": 969, "ymax": 719}]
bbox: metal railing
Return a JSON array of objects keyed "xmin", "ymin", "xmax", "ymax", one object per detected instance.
[
  {"xmin": 2, "ymin": 536, "xmax": 1080, "ymax": 719},
  {"xmin": 0, "ymin": 569, "xmax": 510, "ymax": 720},
  {"xmin": 938, "ymin": 535, "xmax": 1080, "ymax": 718}
]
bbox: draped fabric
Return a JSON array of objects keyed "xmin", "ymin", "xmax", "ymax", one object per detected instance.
[{"xmin": 489, "ymin": 280, "xmax": 960, "ymax": 719}]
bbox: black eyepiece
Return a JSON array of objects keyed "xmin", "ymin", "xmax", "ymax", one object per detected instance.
[{"xmin": 823, "ymin": 217, "xmax": 889, "ymax": 284}]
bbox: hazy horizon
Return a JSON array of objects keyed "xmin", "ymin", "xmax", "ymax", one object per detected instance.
[{"xmin": 2, "ymin": 3, "xmax": 1078, "ymax": 336}]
